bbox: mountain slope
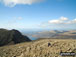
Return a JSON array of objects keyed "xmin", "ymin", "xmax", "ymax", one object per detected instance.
[
  {"xmin": 0, "ymin": 29, "xmax": 31, "ymax": 46},
  {"xmin": 0, "ymin": 39, "xmax": 76, "ymax": 57}
]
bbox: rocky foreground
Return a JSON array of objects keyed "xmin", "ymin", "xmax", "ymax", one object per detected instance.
[{"xmin": 0, "ymin": 39, "xmax": 76, "ymax": 57}]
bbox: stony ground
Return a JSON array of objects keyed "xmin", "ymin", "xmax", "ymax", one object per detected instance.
[{"xmin": 0, "ymin": 39, "xmax": 76, "ymax": 57}]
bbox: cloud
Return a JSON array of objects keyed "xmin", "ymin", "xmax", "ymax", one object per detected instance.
[
  {"xmin": 8, "ymin": 16, "xmax": 23, "ymax": 24},
  {"xmin": 49, "ymin": 20, "xmax": 63, "ymax": 24},
  {"xmin": 17, "ymin": 17, "xmax": 23, "ymax": 20},
  {"xmin": 39, "ymin": 16, "xmax": 76, "ymax": 30},
  {"xmin": 66, "ymin": 18, "xmax": 76, "ymax": 24},
  {"xmin": 49, "ymin": 16, "xmax": 68, "ymax": 24},
  {"xmin": 48, "ymin": 16, "xmax": 76, "ymax": 24},
  {"xmin": 0, "ymin": 0, "xmax": 44, "ymax": 7},
  {"xmin": 60, "ymin": 16, "xmax": 68, "ymax": 21}
]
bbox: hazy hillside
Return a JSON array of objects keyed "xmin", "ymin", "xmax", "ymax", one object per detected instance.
[
  {"xmin": 0, "ymin": 39, "xmax": 76, "ymax": 57},
  {"xmin": 30, "ymin": 30, "xmax": 76, "ymax": 39}
]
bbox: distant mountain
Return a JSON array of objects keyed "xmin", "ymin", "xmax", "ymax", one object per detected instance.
[
  {"xmin": 31, "ymin": 30, "xmax": 76, "ymax": 39},
  {"xmin": 0, "ymin": 29, "xmax": 31, "ymax": 46}
]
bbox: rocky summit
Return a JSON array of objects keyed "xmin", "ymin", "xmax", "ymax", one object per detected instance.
[
  {"xmin": 0, "ymin": 29, "xmax": 31, "ymax": 46},
  {"xmin": 0, "ymin": 39, "xmax": 76, "ymax": 57}
]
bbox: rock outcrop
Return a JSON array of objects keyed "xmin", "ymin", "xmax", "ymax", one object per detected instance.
[{"xmin": 0, "ymin": 29, "xmax": 31, "ymax": 46}]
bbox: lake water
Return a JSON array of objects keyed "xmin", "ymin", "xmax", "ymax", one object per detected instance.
[
  {"xmin": 20, "ymin": 30, "xmax": 39, "ymax": 40},
  {"xmin": 28, "ymin": 36, "xmax": 38, "ymax": 40}
]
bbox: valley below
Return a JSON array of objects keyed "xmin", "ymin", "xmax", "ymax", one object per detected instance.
[{"xmin": 23, "ymin": 30, "xmax": 76, "ymax": 40}]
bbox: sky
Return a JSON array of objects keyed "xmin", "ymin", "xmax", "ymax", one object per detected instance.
[{"xmin": 0, "ymin": 0, "xmax": 76, "ymax": 30}]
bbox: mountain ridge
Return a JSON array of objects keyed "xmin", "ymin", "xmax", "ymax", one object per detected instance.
[{"xmin": 0, "ymin": 29, "xmax": 31, "ymax": 46}]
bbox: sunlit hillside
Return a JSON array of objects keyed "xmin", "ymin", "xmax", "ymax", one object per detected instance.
[{"xmin": 0, "ymin": 39, "xmax": 76, "ymax": 57}]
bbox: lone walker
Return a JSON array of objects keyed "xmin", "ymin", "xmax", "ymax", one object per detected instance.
[{"xmin": 48, "ymin": 43, "xmax": 51, "ymax": 47}]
